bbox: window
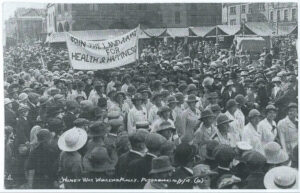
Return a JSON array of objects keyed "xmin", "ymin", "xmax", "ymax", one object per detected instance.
[
  {"xmin": 241, "ymin": 5, "xmax": 246, "ymax": 13},
  {"xmin": 58, "ymin": 4, "xmax": 61, "ymax": 14},
  {"xmin": 230, "ymin": 6, "xmax": 236, "ymax": 15},
  {"xmin": 277, "ymin": 10, "xmax": 280, "ymax": 21},
  {"xmin": 89, "ymin": 4, "xmax": 93, "ymax": 11},
  {"xmin": 89, "ymin": 4, "xmax": 99, "ymax": 11},
  {"xmin": 292, "ymin": 9, "xmax": 296, "ymax": 21},
  {"xmin": 61, "ymin": 4, "xmax": 64, "ymax": 12},
  {"xmin": 230, "ymin": 19, "xmax": 236, "ymax": 25},
  {"xmin": 94, "ymin": 4, "xmax": 98, "ymax": 11},
  {"xmin": 284, "ymin": 9, "xmax": 288, "ymax": 21},
  {"xmin": 175, "ymin": 11, "xmax": 180, "ymax": 24},
  {"xmin": 270, "ymin": 11, "xmax": 273, "ymax": 21},
  {"xmin": 259, "ymin": 3, "xmax": 265, "ymax": 11},
  {"xmin": 248, "ymin": 7, "xmax": 252, "ymax": 14}
]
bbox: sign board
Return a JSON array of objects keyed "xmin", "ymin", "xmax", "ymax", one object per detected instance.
[{"xmin": 66, "ymin": 27, "xmax": 139, "ymax": 70}]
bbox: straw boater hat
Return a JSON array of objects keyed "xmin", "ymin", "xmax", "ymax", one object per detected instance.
[
  {"xmin": 58, "ymin": 127, "xmax": 87, "ymax": 152},
  {"xmin": 264, "ymin": 166, "xmax": 298, "ymax": 189},
  {"xmin": 264, "ymin": 142, "xmax": 289, "ymax": 165},
  {"xmin": 236, "ymin": 141, "xmax": 252, "ymax": 151}
]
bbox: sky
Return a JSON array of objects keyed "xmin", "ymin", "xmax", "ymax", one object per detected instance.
[{"xmin": 2, "ymin": 2, "xmax": 46, "ymax": 21}]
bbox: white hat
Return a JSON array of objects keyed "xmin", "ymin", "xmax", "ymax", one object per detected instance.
[
  {"xmin": 4, "ymin": 98, "xmax": 12, "ymax": 105},
  {"xmin": 58, "ymin": 127, "xmax": 87, "ymax": 152},
  {"xmin": 264, "ymin": 166, "xmax": 298, "ymax": 189},
  {"xmin": 236, "ymin": 141, "xmax": 252, "ymax": 151}
]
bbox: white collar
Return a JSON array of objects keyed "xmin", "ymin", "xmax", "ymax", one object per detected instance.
[
  {"xmin": 184, "ymin": 167, "xmax": 193, "ymax": 175},
  {"xmin": 146, "ymin": 152, "xmax": 157, "ymax": 158},
  {"xmin": 130, "ymin": 150, "xmax": 144, "ymax": 157},
  {"xmin": 218, "ymin": 166, "xmax": 230, "ymax": 171}
]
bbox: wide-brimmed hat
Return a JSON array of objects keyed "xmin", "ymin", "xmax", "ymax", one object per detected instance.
[
  {"xmin": 248, "ymin": 109, "xmax": 261, "ymax": 118},
  {"xmin": 190, "ymin": 164, "xmax": 218, "ymax": 179},
  {"xmin": 114, "ymin": 91, "xmax": 126, "ymax": 99},
  {"xmin": 4, "ymin": 98, "xmax": 12, "ymax": 105},
  {"xmin": 264, "ymin": 142, "xmax": 289, "ymax": 164},
  {"xmin": 165, "ymin": 82, "xmax": 176, "ymax": 87},
  {"xmin": 226, "ymin": 99, "xmax": 237, "ymax": 109},
  {"xmin": 83, "ymin": 147, "xmax": 115, "ymax": 172},
  {"xmin": 157, "ymin": 106, "xmax": 171, "ymax": 115},
  {"xmin": 266, "ymin": 104, "xmax": 277, "ymax": 113},
  {"xmin": 136, "ymin": 121, "xmax": 150, "ymax": 129},
  {"xmin": 149, "ymin": 156, "xmax": 174, "ymax": 174},
  {"xmin": 264, "ymin": 166, "xmax": 298, "ymax": 189},
  {"xmin": 187, "ymin": 84, "xmax": 197, "ymax": 93},
  {"xmin": 58, "ymin": 127, "xmax": 87, "ymax": 152},
  {"xmin": 240, "ymin": 150, "xmax": 266, "ymax": 169},
  {"xmin": 186, "ymin": 94, "xmax": 198, "ymax": 103},
  {"xmin": 167, "ymin": 96, "xmax": 178, "ymax": 104},
  {"xmin": 216, "ymin": 114, "xmax": 233, "ymax": 126},
  {"xmin": 236, "ymin": 141, "xmax": 252, "ymax": 151},
  {"xmin": 199, "ymin": 109, "xmax": 215, "ymax": 120},
  {"xmin": 235, "ymin": 94, "xmax": 246, "ymax": 106},
  {"xmin": 272, "ymin": 77, "xmax": 281, "ymax": 83},
  {"xmin": 157, "ymin": 121, "xmax": 176, "ymax": 133},
  {"xmin": 288, "ymin": 103, "xmax": 297, "ymax": 110}
]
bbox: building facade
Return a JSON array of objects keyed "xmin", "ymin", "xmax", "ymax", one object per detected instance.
[
  {"xmin": 5, "ymin": 8, "xmax": 46, "ymax": 42},
  {"xmin": 46, "ymin": 3, "xmax": 222, "ymax": 33},
  {"xmin": 222, "ymin": 2, "xmax": 298, "ymax": 26}
]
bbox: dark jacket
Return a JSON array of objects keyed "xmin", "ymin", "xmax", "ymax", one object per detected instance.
[
  {"xmin": 5, "ymin": 107, "xmax": 17, "ymax": 128},
  {"xmin": 126, "ymin": 153, "xmax": 156, "ymax": 189},
  {"xmin": 242, "ymin": 171, "xmax": 266, "ymax": 189},
  {"xmin": 63, "ymin": 112, "xmax": 77, "ymax": 130},
  {"xmin": 115, "ymin": 151, "xmax": 143, "ymax": 188}
]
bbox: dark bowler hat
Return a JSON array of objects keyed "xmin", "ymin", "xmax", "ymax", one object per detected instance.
[
  {"xmin": 149, "ymin": 156, "xmax": 175, "ymax": 174},
  {"xmin": 186, "ymin": 94, "xmax": 198, "ymax": 103},
  {"xmin": 216, "ymin": 114, "xmax": 233, "ymax": 126},
  {"xmin": 199, "ymin": 109, "xmax": 215, "ymax": 120}
]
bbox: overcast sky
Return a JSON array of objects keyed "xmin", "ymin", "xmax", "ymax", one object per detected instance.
[{"xmin": 2, "ymin": 2, "xmax": 46, "ymax": 21}]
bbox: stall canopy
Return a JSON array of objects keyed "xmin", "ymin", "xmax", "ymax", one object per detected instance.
[
  {"xmin": 245, "ymin": 22, "xmax": 275, "ymax": 36},
  {"xmin": 217, "ymin": 25, "xmax": 241, "ymax": 36},
  {"xmin": 143, "ymin": 28, "xmax": 168, "ymax": 37},
  {"xmin": 167, "ymin": 28, "xmax": 189, "ymax": 37},
  {"xmin": 277, "ymin": 25, "xmax": 298, "ymax": 36},
  {"xmin": 189, "ymin": 26, "xmax": 215, "ymax": 37}
]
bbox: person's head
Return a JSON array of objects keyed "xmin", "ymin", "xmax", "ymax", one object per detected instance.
[
  {"xmin": 226, "ymin": 99, "xmax": 237, "ymax": 115},
  {"xmin": 160, "ymin": 141, "xmax": 175, "ymax": 164},
  {"xmin": 167, "ymin": 96, "xmax": 178, "ymax": 110},
  {"xmin": 36, "ymin": 129, "xmax": 52, "ymax": 145},
  {"xmin": 76, "ymin": 81, "xmax": 85, "ymax": 92},
  {"xmin": 265, "ymin": 105, "xmax": 277, "ymax": 121},
  {"xmin": 200, "ymin": 110, "xmax": 215, "ymax": 127},
  {"xmin": 208, "ymin": 92, "xmax": 218, "ymax": 105},
  {"xmin": 175, "ymin": 92, "xmax": 184, "ymax": 105},
  {"xmin": 18, "ymin": 105, "xmax": 30, "ymax": 117},
  {"xmin": 174, "ymin": 143, "xmax": 195, "ymax": 167},
  {"xmin": 186, "ymin": 94, "xmax": 198, "ymax": 109},
  {"xmin": 94, "ymin": 81, "xmax": 104, "ymax": 94},
  {"xmin": 4, "ymin": 98, "xmax": 13, "ymax": 109},
  {"xmin": 157, "ymin": 106, "xmax": 171, "ymax": 120},
  {"xmin": 129, "ymin": 131, "xmax": 146, "ymax": 152},
  {"xmin": 149, "ymin": 156, "xmax": 174, "ymax": 179},
  {"xmin": 132, "ymin": 93, "xmax": 144, "ymax": 107},
  {"xmin": 287, "ymin": 103, "xmax": 298, "ymax": 120},
  {"xmin": 216, "ymin": 114, "xmax": 232, "ymax": 134},
  {"xmin": 145, "ymin": 133, "xmax": 166, "ymax": 155},
  {"xmin": 215, "ymin": 145, "xmax": 235, "ymax": 168},
  {"xmin": 210, "ymin": 104, "xmax": 222, "ymax": 117},
  {"xmin": 152, "ymin": 93, "xmax": 162, "ymax": 106},
  {"xmin": 241, "ymin": 150, "xmax": 266, "ymax": 172},
  {"xmin": 234, "ymin": 94, "xmax": 246, "ymax": 108},
  {"xmin": 114, "ymin": 91, "xmax": 125, "ymax": 104},
  {"xmin": 157, "ymin": 121, "xmax": 175, "ymax": 140},
  {"xmin": 248, "ymin": 109, "xmax": 261, "ymax": 127}
]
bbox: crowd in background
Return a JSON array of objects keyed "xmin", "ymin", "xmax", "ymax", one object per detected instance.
[{"xmin": 4, "ymin": 35, "xmax": 298, "ymax": 189}]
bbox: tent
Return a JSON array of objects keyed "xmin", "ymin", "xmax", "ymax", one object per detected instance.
[
  {"xmin": 217, "ymin": 25, "xmax": 241, "ymax": 36},
  {"xmin": 143, "ymin": 28, "xmax": 168, "ymax": 37},
  {"xmin": 277, "ymin": 25, "xmax": 298, "ymax": 36},
  {"xmin": 236, "ymin": 36, "xmax": 267, "ymax": 53},
  {"xmin": 166, "ymin": 28, "xmax": 189, "ymax": 37},
  {"xmin": 188, "ymin": 26, "xmax": 215, "ymax": 37},
  {"xmin": 245, "ymin": 22, "xmax": 275, "ymax": 36}
]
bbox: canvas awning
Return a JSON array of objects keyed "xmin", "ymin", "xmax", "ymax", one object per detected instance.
[
  {"xmin": 166, "ymin": 28, "xmax": 189, "ymax": 37},
  {"xmin": 245, "ymin": 22, "xmax": 275, "ymax": 36},
  {"xmin": 142, "ymin": 28, "xmax": 168, "ymax": 37},
  {"xmin": 217, "ymin": 25, "xmax": 241, "ymax": 35},
  {"xmin": 189, "ymin": 26, "xmax": 215, "ymax": 37},
  {"xmin": 277, "ymin": 25, "xmax": 298, "ymax": 36}
]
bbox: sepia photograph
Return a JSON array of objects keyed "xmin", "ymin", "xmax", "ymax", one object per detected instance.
[{"xmin": 2, "ymin": 0, "xmax": 299, "ymax": 190}]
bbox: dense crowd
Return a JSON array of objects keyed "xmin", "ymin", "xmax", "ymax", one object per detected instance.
[{"xmin": 4, "ymin": 36, "xmax": 298, "ymax": 189}]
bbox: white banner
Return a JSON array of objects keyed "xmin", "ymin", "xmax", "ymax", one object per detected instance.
[{"xmin": 66, "ymin": 27, "xmax": 139, "ymax": 70}]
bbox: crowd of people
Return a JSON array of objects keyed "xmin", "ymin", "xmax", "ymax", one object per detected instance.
[{"xmin": 4, "ymin": 35, "xmax": 298, "ymax": 189}]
